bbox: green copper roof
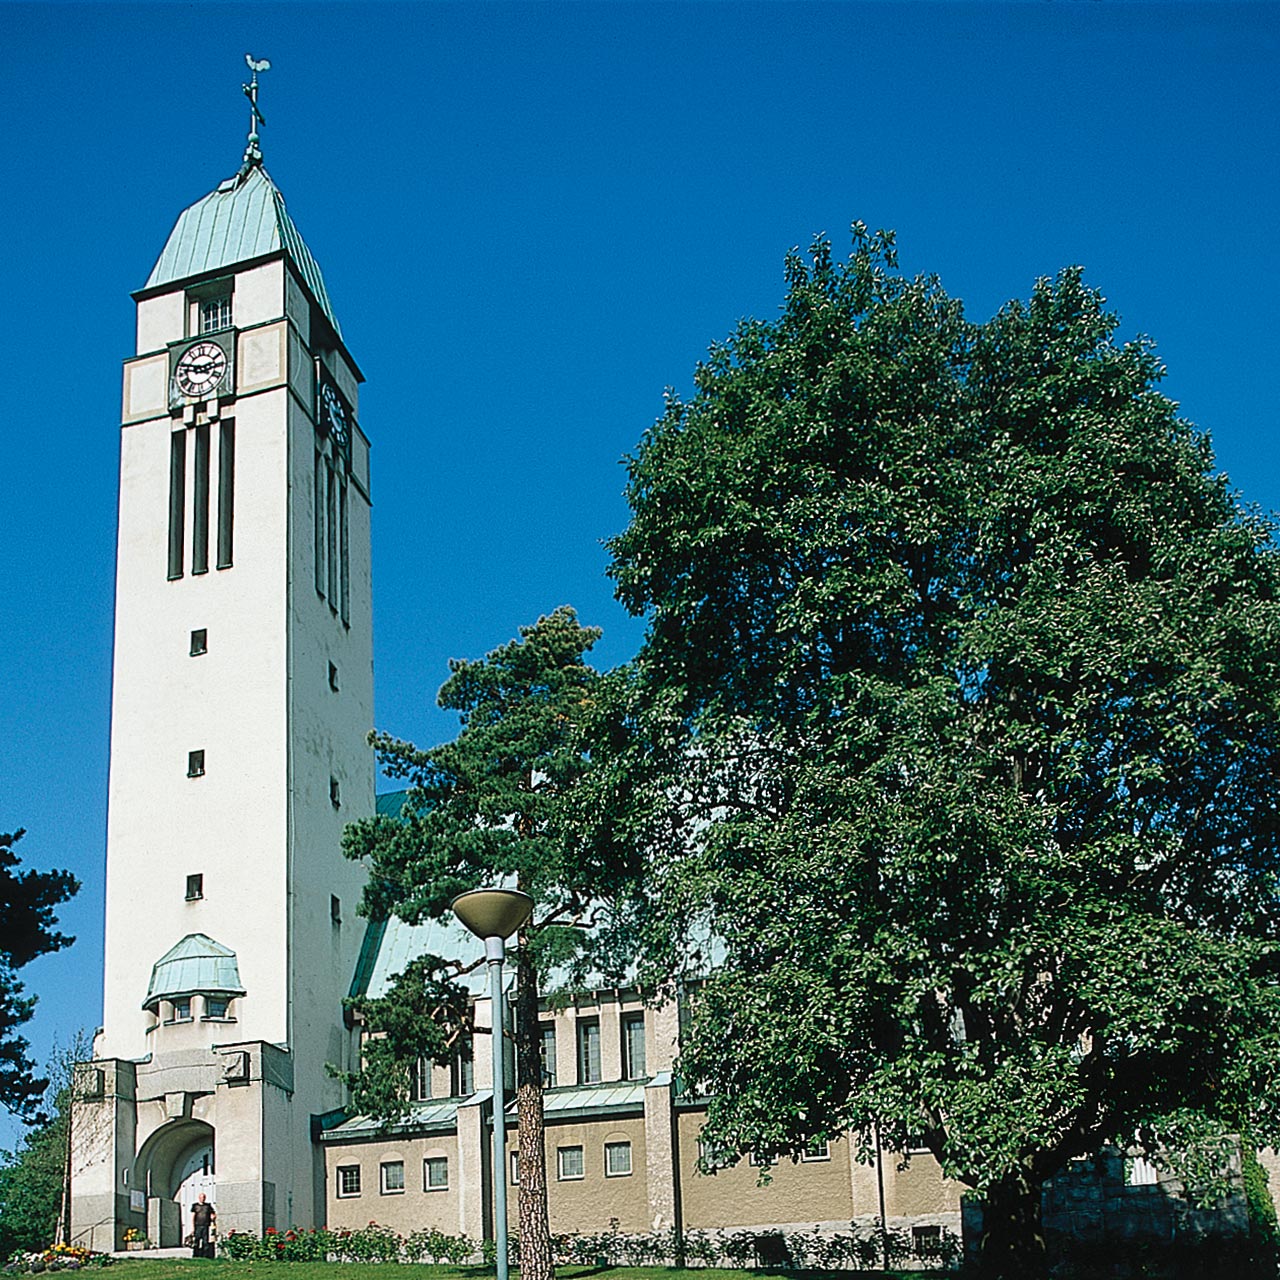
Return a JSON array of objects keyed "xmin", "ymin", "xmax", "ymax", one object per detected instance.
[
  {"xmin": 144, "ymin": 165, "xmax": 341, "ymax": 337},
  {"xmin": 144, "ymin": 932, "xmax": 246, "ymax": 1009}
]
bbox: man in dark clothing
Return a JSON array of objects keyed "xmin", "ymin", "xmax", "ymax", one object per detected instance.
[{"xmin": 191, "ymin": 1194, "xmax": 216, "ymax": 1258}]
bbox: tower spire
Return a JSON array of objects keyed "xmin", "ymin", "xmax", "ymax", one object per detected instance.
[{"xmin": 241, "ymin": 54, "xmax": 271, "ymax": 173}]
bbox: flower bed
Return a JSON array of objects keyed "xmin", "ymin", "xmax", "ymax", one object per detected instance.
[{"xmin": 3, "ymin": 1245, "xmax": 114, "ymax": 1275}]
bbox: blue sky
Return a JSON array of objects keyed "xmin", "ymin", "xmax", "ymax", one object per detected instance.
[{"xmin": 1, "ymin": 1, "xmax": 1276, "ymax": 1146}]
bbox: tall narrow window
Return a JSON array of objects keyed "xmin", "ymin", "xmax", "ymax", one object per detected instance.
[
  {"xmin": 314, "ymin": 451, "xmax": 327, "ymax": 597},
  {"xmin": 187, "ymin": 749, "xmax": 205, "ymax": 778},
  {"xmin": 577, "ymin": 1018, "xmax": 601, "ymax": 1084},
  {"xmin": 192, "ymin": 423, "xmax": 210, "ymax": 574},
  {"xmin": 410, "ymin": 1057, "xmax": 433, "ymax": 1102},
  {"xmin": 190, "ymin": 629, "xmax": 207, "ymax": 656},
  {"xmin": 326, "ymin": 461, "xmax": 338, "ymax": 608},
  {"xmin": 216, "ymin": 421, "xmax": 235, "ymax": 568},
  {"xmin": 540, "ymin": 1023, "xmax": 557, "ymax": 1088},
  {"xmin": 622, "ymin": 1013, "xmax": 646, "ymax": 1079},
  {"xmin": 451, "ymin": 1043, "xmax": 474, "ymax": 1097},
  {"xmin": 167, "ymin": 430, "xmax": 186, "ymax": 580},
  {"xmin": 339, "ymin": 477, "xmax": 350, "ymax": 626},
  {"xmin": 185, "ymin": 873, "xmax": 203, "ymax": 900}
]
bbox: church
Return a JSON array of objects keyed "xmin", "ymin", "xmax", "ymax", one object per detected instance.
[{"xmin": 68, "ymin": 71, "xmax": 967, "ymax": 1259}]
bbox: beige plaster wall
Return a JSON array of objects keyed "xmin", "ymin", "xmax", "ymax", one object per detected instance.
[
  {"xmin": 325, "ymin": 1134, "xmax": 464, "ymax": 1236},
  {"xmin": 677, "ymin": 1111, "xmax": 855, "ymax": 1231}
]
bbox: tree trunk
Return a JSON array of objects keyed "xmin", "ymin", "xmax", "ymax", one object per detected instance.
[
  {"xmin": 514, "ymin": 937, "xmax": 554, "ymax": 1280},
  {"xmin": 979, "ymin": 1167, "xmax": 1048, "ymax": 1280}
]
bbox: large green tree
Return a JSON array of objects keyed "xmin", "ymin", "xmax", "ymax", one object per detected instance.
[
  {"xmin": 605, "ymin": 226, "xmax": 1280, "ymax": 1277},
  {"xmin": 0, "ymin": 830, "xmax": 78, "ymax": 1123},
  {"xmin": 343, "ymin": 607, "xmax": 628, "ymax": 1280}
]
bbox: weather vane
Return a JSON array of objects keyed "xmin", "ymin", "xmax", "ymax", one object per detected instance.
[{"xmin": 241, "ymin": 54, "xmax": 271, "ymax": 171}]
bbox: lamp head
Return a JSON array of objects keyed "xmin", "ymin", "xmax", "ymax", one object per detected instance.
[{"xmin": 450, "ymin": 888, "xmax": 535, "ymax": 941}]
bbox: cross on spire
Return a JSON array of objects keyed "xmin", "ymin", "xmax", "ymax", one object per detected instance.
[{"xmin": 241, "ymin": 54, "xmax": 271, "ymax": 172}]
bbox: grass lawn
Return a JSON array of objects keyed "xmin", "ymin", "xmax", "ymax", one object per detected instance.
[{"xmin": 104, "ymin": 1263, "xmax": 946, "ymax": 1280}]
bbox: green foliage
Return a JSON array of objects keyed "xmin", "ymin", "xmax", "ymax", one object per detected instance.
[
  {"xmin": 0, "ymin": 830, "xmax": 78, "ymax": 1121},
  {"xmin": 0, "ymin": 1107, "xmax": 66, "ymax": 1260},
  {"xmin": 1240, "ymin": 1143, "xmax": 1278, "ymax": 1247},
  {"xmin": 605, "ymin": 224, "xmax": 1280, "ymax": 1268},
  {"xmin": 337, "ymin": 607, "xmax": 617, "ymax": 1110}
]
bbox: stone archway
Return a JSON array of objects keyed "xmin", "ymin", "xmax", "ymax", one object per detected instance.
[{"xmin": 134, "ymin": 1119, "xmax": 215, "ymax": 1247}]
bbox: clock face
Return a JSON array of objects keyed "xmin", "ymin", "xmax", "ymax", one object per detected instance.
[
  {"xmin": 175, "ymin": 341, "xmax": 229, "ymax": 399},
  {"xmin": 321, "ymin": 381, "xmax": 349, "ymax": 447}
]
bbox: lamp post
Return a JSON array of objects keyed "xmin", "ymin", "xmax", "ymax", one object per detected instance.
[{"xmin": 451, "ymin": 888, "xmax": 535, "ymax": 1280}]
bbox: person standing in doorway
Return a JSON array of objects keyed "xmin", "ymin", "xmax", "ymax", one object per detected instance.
[{"xmin": 190, "ymin": 1194, "xmax": 216, "ymax": 1258}]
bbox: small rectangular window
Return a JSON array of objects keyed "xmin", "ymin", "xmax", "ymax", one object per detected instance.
[
  {"xmin": 205, "ymin": 996, "xmax": 229, "ymax": 1020},
  {"xmin": 557, "ymin": 1146, "xmax": 584, "ymax": 1181},
  {"xmin": 540, "ymin": 1023, "xmax": 557, "ymax": 1088},
  {"xmin": 172, "ymin": 998, "xmax": 191, "ymax": 1022},
  {"xmin": 801, "ymin": 1139, "xmax": 830, "ymax": 1162},
  {"xmin": 167, "ymin": 430, "xmax": 186, "ymax": 580},
  {"xmin": 328, "ymin": 661, "xmax": 339, "ymax": 691},
  {"xmin": 424, "ymin": 1157, "xmax": 448, "ymax": 1190},
  {"xmin": 187, "ymin": 749, "xmax": 205, "ymax": 778},
  {"xmin": 510, "ymin": 1151, "xmax": 519, "ymax": 1185},
  {"xmin": 216, "ymin": 420, "xmax": 235, "ymax": 569},
  {"xmin": 336, "ymin": 1165, "xmax": 360, "ymax": 1197},
  {"xmin": 190, "ymin": 629, "xmax": 207, "ymax": 656},
  {"xmin": 185, "ymin": 873, "xmax": 203, "ymax": 901},
  {"xmin": 622, "ymin": 1012, "xmax": 646, "ymax": 1080},
  {"xmin": 330, "ymin": 894, "xmax": 341, "ymax": 924},
  {"xmin": 697, "ymin": 1139, "xmax": 735, "ymax": 1172},
  {"xmin": 200, "ymin": 296, "xmax": 232, "ymax": 334},
  {"xmin": 192, "ymin": 423, "xmax": 210, "ymax": 574},
  {"xmin": 912, "ymin": 1226, "xmax": 943, "ymax": 1258},
  {"xmin": 577, "ymin": 1018, "xmax": 601, "ymax": 1084},
  {"xmin": 329, "ymin": 776, "xmax": 341, "ymax": 808},
  {"xmin": 380, "ymin": 1161, "xmax": 404, "ymax": 1194},
  {"xmin": 605, "ymin": 1141, "xmax": 632, "ymax": 1177}
]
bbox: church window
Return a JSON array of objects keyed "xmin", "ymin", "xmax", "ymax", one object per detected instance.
[
  {"xmin": 326, "ymin": 462, "xmax": 338, "ymax": 607},
  {"xmin": 451, "ymin": 1043, "xmax": 474, "ymax": 1097},
  {"xmin": 167, "ymin": 430, "xmax": 186, "ymax": 580},
  {"xmin": 187, "ymin": 750, "xmax": 205, "ymax": 778},
  {"xmin": 216, "ymin": 421, "xmax": 235, "ymax": 569},
  {"xmin": 379, "ymin": 1160, "xmax": 404, "ymax": 1194},
  {"xmin": 314, "ymin": 451, "xmax": 327, "ymax": 598},
  {"xmin": 605, "ymin": 1141, "xmax": 632, "ymax": 1177},
  {"xmin": 185, "ymin": 873, "xmax": 203, "ymax": 900},
  {"xmin": 330, "ymin": 776, "xmax": 341, "ymax": 808},
  {"xmin": 622, "ymin": 1012, "xmax": 646, "ymax": 1079},
  {"xmin": 336, "ymin": 1165, "xmax": 360, "ymax": 1197},
  {"xmin": 424, "ymin": 1157, "xmax": 448, "ymax": 1191},
  {"xmin": 339, "ymin": 477, "xmax": 350, "ymax": 626},
  {"xmin": 192, "ymin": 424, "xmax": 210, "ymax": 574},
  {"xmin": 328, "ymin": 661, "xmax": 339, "ymax": 691},
  {"xmin": 577, "ymin": 1018, "xmax": 601, "ymax": 1084},
  {"xmin": 556, "ymin": 1146, "xmax": 584, "ymax": 1181},
  {"xmin": 410, "ymin": 1056, "xmax": 432, "ymax": 1102},
  {"xmin": 190, "ymin": 629, "xmax": 207, "ymax": 656},
  {"xmin": 200, "ymin": 296, "xmax": 232, "ymax": 334},
  {"xmin": 540, "ymin": 1023, "xmax": 557, "ymax": 1087},
  {"xmin": 330, "ymin": 894, "xmax": 341, "ymax": 924},
  {"xmin": 205, "ymin": 996, "xmax": 229, "ymax": 1019}
]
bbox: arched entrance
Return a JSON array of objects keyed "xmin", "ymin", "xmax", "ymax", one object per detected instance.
[{"xmin": 133, "ymin": 1119, "xmax": 215, "ymax": 1247}]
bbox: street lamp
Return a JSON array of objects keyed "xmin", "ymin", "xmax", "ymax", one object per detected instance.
[{"xmin": 451, "ymin": 888, "xmax": 535, "ymax": 1280}]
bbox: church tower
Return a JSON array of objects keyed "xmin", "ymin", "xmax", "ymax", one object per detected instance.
[{"xmin": 72, "ymin": 65, "xmax": 374, "ymax": 1248}]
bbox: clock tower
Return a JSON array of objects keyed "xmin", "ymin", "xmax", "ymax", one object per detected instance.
[{"xmin": 71, "ymin": 71, "xmax": 375, "ymax": 1248}]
